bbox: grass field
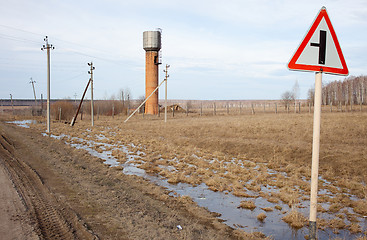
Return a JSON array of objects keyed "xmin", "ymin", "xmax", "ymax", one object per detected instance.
[{"xmin": 18, "ymin": 109, "xmax": 367, "ymax": 238}]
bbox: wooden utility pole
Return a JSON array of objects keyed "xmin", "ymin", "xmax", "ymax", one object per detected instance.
[
  {"xmin": 41, "ymin": 36, "xmax": 54, "ymax": 133},
  {"xmin": 88, "ymin": 62, "xmax": 95, "ymax": 127},
  {"xmin": 41, "ymin": 94, "xmax": 44, "ymax": 112},
  {"xmin": 70, "ymin": 79, "xmax": 91, "ymax": 126},
  {"xmin": 10, "ymin": 94, "xmax": 14, "ymax": 115},
  {"xmin": 124, "ymin": 78, "xmax": 166, "ymax": 123},
  {"xmin": 127, "ymin": 94, "xmax": 130, "ymax": 116},
  {"xmin": 163, "ymin": 64, "xmax": 170, "ymax": 123},
  {"xmin": 29, "ymin": 77, "xmax": 37, "ymax": 104}
]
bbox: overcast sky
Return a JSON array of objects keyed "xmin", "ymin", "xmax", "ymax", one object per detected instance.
[{"xmin": 0, "ymin": 0, "xmax": 366, "ymax": 100}]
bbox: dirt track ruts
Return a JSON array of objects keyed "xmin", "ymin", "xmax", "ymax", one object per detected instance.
[{"xmin": 0, "ymin": 125, "xmax": 97, "ymax": 240}]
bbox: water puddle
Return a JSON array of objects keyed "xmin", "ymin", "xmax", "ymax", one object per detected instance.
[
  {"xmin": 7, "ymin": 120, "xmax": 37, "ymax": 128},
  {"xmin": 43, "ymin": 130, "xmax": 366, "ymax": 240}
]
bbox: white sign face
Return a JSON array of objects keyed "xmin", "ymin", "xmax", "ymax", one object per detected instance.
[
  {"xmin": 296, "ymin": 18, "xmax": 342, "ymax": 68},
  {"xmin": 288, "ymin": 7, "xmax": 348, "ymax": 75}
]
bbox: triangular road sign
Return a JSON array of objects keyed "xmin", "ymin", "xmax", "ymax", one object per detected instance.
[{"xmin": 288, "ymin": 7, "xmax": 348, "ymax": 76}]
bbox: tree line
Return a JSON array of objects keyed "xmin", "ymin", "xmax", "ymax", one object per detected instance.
[{"xmin": 308, "ymin": 75, "xmax": 367, "ymax": 106}]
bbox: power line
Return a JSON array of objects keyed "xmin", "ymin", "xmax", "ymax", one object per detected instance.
[
  {"xmin": 0, "ymin": 33, "xmax": 40, "ymax": 45},
  {"xmin": 0, "ymin": 24, "xmax": 140, "ymax": 70},
  {"xmin": 0, "ymin": 24, "xmax": 44, "ymax": 37},
  {"xmin": 0, "ymin": 25, "xmax": 136, "ymax": 66},
  {"xmin": 0, "ymin": 25, "xmax": 145, "ymax": 97}
]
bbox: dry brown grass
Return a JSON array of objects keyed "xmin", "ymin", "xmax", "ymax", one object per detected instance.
[
  {"xmin": 238, "ymin": 200, "xmax": 256, "ymax": 210},
  {"xmin": 261, "ymin": 207, "xmax": 273, "ymax": 212},
  {"xmin": 232, "ymin": 190, "xmax": 258, "ymax": 198},
  {"xmin": 274, "ymin": 205, "xmax": 282, "ymax": 211},
  {"xmin": 317, "ymin": 204, "xmax": 327, "ymax": 213},
  {"xmin": 328, "ymin": 203, "xmax": 343, "ymax": 213},
  {"xmin": 257, "ymin": 213, "xmax": 267, "ymax": 222},
  {"xmin": 353, "ymin": 200, "xmax": 367, "ymax": 215},
  {"xmin": 51, "ymin": 101, "xmax": 76, "ymax": 121},
  {"xmin": 282, "ymin": 209, "xmax": 307, "ymax": 229},
  {"xmin": 348, "ymin": 223, "xmax": 362, "ymax": 234}
]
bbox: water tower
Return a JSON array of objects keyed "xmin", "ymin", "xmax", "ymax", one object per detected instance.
[{"xmin": 143, "ymin": 30, "xmax": 161, "ymax": 115}]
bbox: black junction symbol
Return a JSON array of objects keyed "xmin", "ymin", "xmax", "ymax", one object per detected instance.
[{"xmin": 310, "ymin": 30, "xmax": 326, "ymax": 65}]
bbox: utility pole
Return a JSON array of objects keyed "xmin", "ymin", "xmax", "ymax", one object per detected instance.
[
  {"xmin": 88, "ymin": 62, "xmax": 95, "ymax": 127},
  {"xmin": 41, "ymin": 94, "xmax": 44, "ymax": 112},
  {"xmin": 10, "ymin": 94, "xmax": 14, "ymax": 115},
  {"xmin": 41, "ymin": 36, "xmax": 54, "ymax": 133},
  {"xmin": 29, "ymin": 77, "xmax": 37, "ymax": 105},
  {"xmin": 74, "ymin": 93, "xmax": 77, "ymax": 103},
  {"xmin": 163, "ymin": 64, "xmax": 170, "ymax": 123},
  {"xmin": 127, "ymin": 94, "xmax": 130, "ymax": 116}
]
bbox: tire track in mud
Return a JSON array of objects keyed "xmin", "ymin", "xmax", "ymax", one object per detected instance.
[{"xmin": 0, "ymin": 129, "xmax": 97, "ymax": 240}]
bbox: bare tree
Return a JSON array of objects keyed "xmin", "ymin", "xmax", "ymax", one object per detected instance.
[
  {"xmin": 292, "ymin": 80, "xmax": 300, "ymax": 101},
  {"xmin": 281, "ymin": 91, "xmax": 295, "ymax": 109},
  {"xmin": 137, "ymin": 95, "xmax": 145, "ymax": 113},
  {"xmin": 308, "ymin": 87, "xmax": 315, "ymax": 106}
]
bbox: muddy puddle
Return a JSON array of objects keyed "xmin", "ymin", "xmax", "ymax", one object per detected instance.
[
  {"xmin": 7, "ymin": 120, "xmax": 37, "ymax": 128},
  {"xmin": 9, "ymin": 121, "xmax": 366, "ymax": 239}
]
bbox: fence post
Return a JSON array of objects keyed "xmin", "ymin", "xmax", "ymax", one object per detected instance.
[
  {"xmin": 251, "ymin": 104, "xmax": 255, "ymax": 115},
  {"xmin": 200, "ymin": 102, "xmax": 203, "ymax": 116},
  {"xmin": 275, "ymin": 103, "xmax": 277, "ymax": 114},
  {"xmin": 213, "ymin": 102, "xmax": 216, "ymax": 115},
  {"xmin": 294, "ymin": 102, "xmax": 297, "ymax": 113}
]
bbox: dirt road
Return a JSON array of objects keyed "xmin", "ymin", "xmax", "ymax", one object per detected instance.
[
  {"xmin": 0, "ymin": 158, "xmax": 37, "ymax": 239},
  {"xmin": 0, "ymin": 122, "xmax": 97, "ymax": 239},
  {"xmin": 0, "ymin": 120, "xmax": 254, "ymax": 239}
]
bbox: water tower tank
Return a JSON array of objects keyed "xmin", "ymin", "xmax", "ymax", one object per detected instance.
[{"xmin": 143, "ymin": 31, "xmax": 161, "ymax": 51}]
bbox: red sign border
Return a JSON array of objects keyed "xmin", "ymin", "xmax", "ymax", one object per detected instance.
[{"xmin": 288, "ymin": 7, "xmax": 348, "ymax": 76}]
